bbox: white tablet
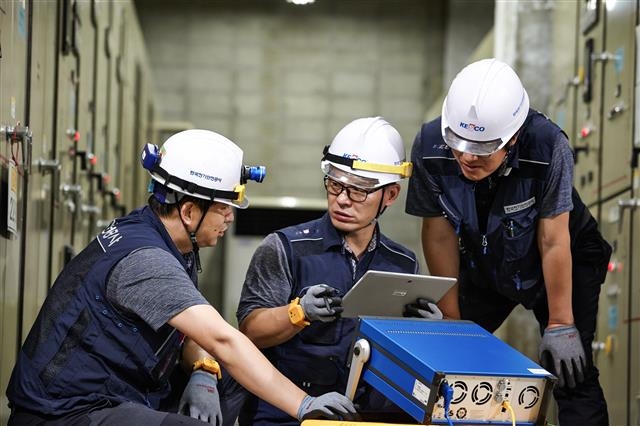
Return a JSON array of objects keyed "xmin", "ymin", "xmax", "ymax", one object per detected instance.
[{"xmin": 340, "ymin": 270, "xmax": 456, "ymax": 318}]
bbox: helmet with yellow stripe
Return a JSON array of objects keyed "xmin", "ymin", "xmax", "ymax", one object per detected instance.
[{"xmin": 320, "ymin": 117, "xmax": 412, "ymax": 189}]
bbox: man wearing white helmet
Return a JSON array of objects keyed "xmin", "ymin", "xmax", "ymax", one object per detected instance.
[
  {"xmin": 406, "ymin": 58, "xmax": 611, "ymax": 425},
  {"xmin": 6, "ymin": 129, "xmax": 357, "ymax": 425},
  {"xmin": 235, "ymin": 117, "xmax": 439, "ymax": 425}
]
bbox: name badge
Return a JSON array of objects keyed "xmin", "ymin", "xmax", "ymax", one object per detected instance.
[{"xmin": 504, "ymin": 197, "xmax": 535, "ymax": 214}]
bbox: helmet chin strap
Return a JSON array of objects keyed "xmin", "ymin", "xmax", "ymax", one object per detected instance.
[
  {"xmin": 359, "ymin": 186, "xmax": 388, "ymax": 228},
  {"xmin": 178, "ymin": 201, "xmax": 210, "ymax": 273},
  {"xmin": 373, "ymin": 186, "xmax": 387, "ymax": 222},
  {"xmin": 497, "ymin": 142, "xmax": 514, "ymax": 177}
]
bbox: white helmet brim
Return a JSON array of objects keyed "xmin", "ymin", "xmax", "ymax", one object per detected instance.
[
  {"xmin": 215, "ymin": 195, "xmax": 249, "ymax": 209},
  {"xmin": 441, "ymin": 101, "xmax": 512, "ymax": 156},
  {"xmin": 442, "ymin": 125, "xmax": 509, "ymax": 156}
]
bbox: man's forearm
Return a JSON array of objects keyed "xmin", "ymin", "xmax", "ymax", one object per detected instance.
[
  {"xmin": 181, "ymin": 338, "xmax": 214, "ymax": 372},
  {"xmin": 240, "ymin": 306, "xmax": 302, "ymax": 348},
  {"xmin": 422, "ymin": 217, "xmax": 461, "ymax": 319},
  {"xmin": 542, "ymin": 247, "xmax": 574, "ymax": 327}
]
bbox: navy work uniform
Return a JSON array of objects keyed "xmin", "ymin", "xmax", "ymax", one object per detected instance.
[
  {"xmin": 410, "ymin": 110, "xmax": 612, "ymax": 425},
  {"xmin": 240, "ymin": 213, "xmax": 418, "ymax": 426},
  {"xmin": 6, "ymin": 207, "xmax": 201, "ymax": 425}
]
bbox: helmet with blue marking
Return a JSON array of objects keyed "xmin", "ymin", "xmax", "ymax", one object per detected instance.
[
  {"xmin": 441, "ymin": 58, "xmax": 529, "ymax": 156},
  {"xmin": 320, "ymin": 117, "xmax": 412, "ymax": 189}
]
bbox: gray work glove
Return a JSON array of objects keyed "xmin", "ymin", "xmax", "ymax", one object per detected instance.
[
  {"xmin": 300, "ymin": 284, "xmax": 343, "ymax": 322},
  {"xmin": 178, "ymin": 370, "xmax": 222, "ymax": 425},
  {"xmin": 539, "ymin": 325, "xmax": 586, "ymax": 389},
  {"xmin": 296, "ymin": 392, "xmax": 358, "ymax": 421},
  {"xmin": 403, "ymin": 297, "xmax": 443, "ymax": 319}
]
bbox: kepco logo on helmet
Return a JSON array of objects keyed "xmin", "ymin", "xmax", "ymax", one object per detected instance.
[
  {"xmin": 341, "ymin": 153, "xmax": 364, "ymax": 161},
  {"xmin": 190, "ymin": 170, "xmax": 222, "ymax": 183},
  {"xmin": 459, "ymin": 122, "xmax": 485, "ymax": 132}
]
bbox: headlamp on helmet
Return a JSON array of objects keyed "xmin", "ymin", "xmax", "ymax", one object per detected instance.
[
  {"xmin": 241, "ymin": 165, "xmax": 266, "ymax": 184},
  {"xmin": 141, "ymin": 129, "xmax": 266, "ymax": 208}
]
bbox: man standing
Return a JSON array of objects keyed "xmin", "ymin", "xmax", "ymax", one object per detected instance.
[
  {"xmin": 6, "ymin": 129, "xmax": 356, "ymax": 425},
  {"xmin": 406, "ymin": 58, "xmax": 612, "ymax": 425},
  {"xmin": 236, "ymin": 117, "xmax": 442, "ymax": 425}
]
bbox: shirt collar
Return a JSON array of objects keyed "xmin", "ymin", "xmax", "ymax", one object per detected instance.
[{"xmin": 319, "ymin": 212, "xmax": 379, "ymax": 254}]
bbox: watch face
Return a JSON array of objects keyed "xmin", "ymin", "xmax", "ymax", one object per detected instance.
[
  {"xmin": 195, "ymin": 359, "xmax": 221, "ymax": 378},
  {"xmin": 291, "ymin": 307, "xmax": 302, "ymax": 320},
  {"xmin": 288, "ymin": 300, "xmax": 309, "ymax": 327},
  {"xmin": 206, "ymin": 360, "xmax": 219, "ymax": 370}
]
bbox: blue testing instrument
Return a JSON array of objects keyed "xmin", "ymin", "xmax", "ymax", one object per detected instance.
[{"xmin": 345, "ymin": 317, "xmax": 555, "ymax": 425}]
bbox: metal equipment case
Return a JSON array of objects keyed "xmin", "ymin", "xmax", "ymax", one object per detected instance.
[{"xmin": 347, "ymin": 318, "xmax": 555, "ymax": 425}]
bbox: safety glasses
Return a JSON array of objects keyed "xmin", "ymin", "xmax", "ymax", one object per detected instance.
[
  {"xmin": 324, "ymin": 177, "xmax": 381, "ymax": 202},
  {"xmin": 443, "ymin": 127, "xmax": 510, "ymax": 157}
]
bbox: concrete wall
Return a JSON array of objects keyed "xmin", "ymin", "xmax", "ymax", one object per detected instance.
[
  {"xmin": 135, "ymin": 0, "xmax": 494, "ymax": 313},
  {"xmin": 443, "ymin": 0, "xmax": 497, "ymax": 88}
]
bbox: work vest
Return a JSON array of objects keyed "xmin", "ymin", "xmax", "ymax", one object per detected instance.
[
  {"xmin": 7, "ymin": 207, "xmax": 194, "ymax": 415},
  {"xmin": 418, "ymin": 110, "xmax": 606, "ymax": 306},
  {"xmin": 249, "ymin": 213, "xmax": 417, "ymax": 425}
]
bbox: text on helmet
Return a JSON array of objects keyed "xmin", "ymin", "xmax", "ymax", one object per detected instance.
[
  {"xmin": 512, "ymin": 91, "xmax": 526, "ymax": 117},
  {"xmin": 340, "ymin": 153, "xmax": 403, "ymax": 166},
  {"xmin": 190, "ymin": 170, "xmax": 222, "ymax": 183},
  {"xmin": 341, "ymin": 153, "xmax": 364, "ymax": 161},
  {"xmin": 459, "ymin": 122, "xmax": 485, "ymax": 132}
]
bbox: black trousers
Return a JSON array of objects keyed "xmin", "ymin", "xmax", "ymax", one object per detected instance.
[
  {"xmin": 459, "ymin": 260, "xmax": 609, "ymax": 426},
  {"xmin": 8, "ymin": 368, "xmax": 247, "ymax": 426},
  {"xmin": 7, "ymin": 401, "xmax": 210, "ymax": 426}
]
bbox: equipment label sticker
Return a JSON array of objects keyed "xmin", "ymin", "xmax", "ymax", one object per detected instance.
[
  {"xmin": 528, "ymin": 368, "xmax": 551, "ymax": 375},
  {"xmin": 412, "ymin": 379, "xmax": 431, "ymax": 405}
]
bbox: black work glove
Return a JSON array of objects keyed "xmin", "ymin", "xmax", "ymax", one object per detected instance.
[
  {"xmin": 403, "ymin": 298, "xmax": 443, "ymax": 319},
  {"xmin": 539, "ymin": 325, "xmax": 586, "ymax": 389},
  {"xmin": 296, "ymin": 392, "xmax": 358, "ymax": 421},
  {"xmin": 300, "ymin": 284, "xmax": 343, "ymax": 322}
]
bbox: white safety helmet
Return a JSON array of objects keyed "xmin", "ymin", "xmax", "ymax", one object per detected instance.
[
  {"xmin": 320, "ymin": 117, "xmax": 412, "ymax": 189},
  {"xmin": 441, "ymin": 58, "xmax": 529, "ymax": 156},
  {"xmin": 141, "ymin": 129, "xmax": 264, "ymax": 209}
]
